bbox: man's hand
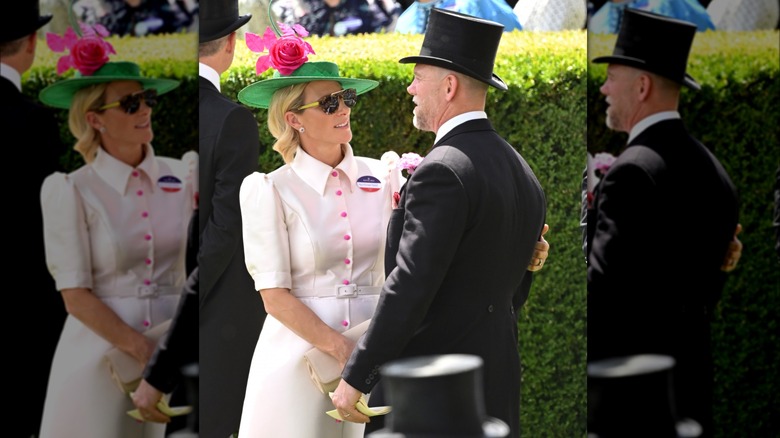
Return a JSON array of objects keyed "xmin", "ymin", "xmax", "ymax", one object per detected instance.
[
  {"xmin": 331, "ymin": 379, "xmax": 370, "ymax": 423},
  {"xmin": 528, "ymin": 224, "xmax": 550, "ymax": 272},
  {"xmin": 131, "ymin": 379, "xmax": 170, "ymax": 423},
  {"xmin": 721, "ymin": 223, "xmax": 743, "ymax": 272}
]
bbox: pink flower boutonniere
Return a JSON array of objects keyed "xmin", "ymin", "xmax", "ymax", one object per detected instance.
[
  {"xmin": 398, "ymin": 152, "xmax": 424, "ymax": 176},
  {"xmin": 592, "ymin": 152, "xmax": 616, "ymax": 179},
  {"xmin": 246, "ymin": 23, "xmax": 315, "ymax": 76},
  {"xmin": 586, "ymin": 152, "xmax": 617, "ymax": 208},
  {"xmin": 46, "ymin": 24, "xmax": 115, "ymax": 76}
]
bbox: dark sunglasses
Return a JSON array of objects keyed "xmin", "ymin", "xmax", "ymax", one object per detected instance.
[
  {"xmin": 294, "ymin": 88, "xmax": 357, "ymax": 114},
  {"xmin": 98, "ymin": 89, "xmax": 158, "ymax": 114}
]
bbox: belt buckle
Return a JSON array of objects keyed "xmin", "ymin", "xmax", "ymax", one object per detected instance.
[
  {"xmin": 137, "ymin": 284, "xmax": 158, "ymax": 298},
  {"xmin": 336, "ymin": 284, "xmax": 357, "ymax": 298}
]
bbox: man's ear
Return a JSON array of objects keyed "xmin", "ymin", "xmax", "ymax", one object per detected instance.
[
  {"xmin": 637, "ymin": 73, "xmax": 652, "ymax": 101},
  {"xmin": 445, "ymin": 74, "xmax": 458, "ymax": 101},
  {"xmin": 26, "ymin": 32, "xmax": 37, "ymax": 55}
]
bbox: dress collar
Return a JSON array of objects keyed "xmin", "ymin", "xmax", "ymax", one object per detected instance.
[
  {"xmin": 92, "ymin": 144, "xmax": 159, "ymax": 196},
  {"xmin": 291, "ymin": 144, "xmax": 358, "ymax": 196}
]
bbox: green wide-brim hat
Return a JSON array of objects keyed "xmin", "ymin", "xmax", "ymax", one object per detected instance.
[
  {"xmin": 39, "ymin": 61, "xmax": 180, "ymax": 109},
  {"xmin": 238, "ymin": 61, "xmax": 379, "ymax": 109}
]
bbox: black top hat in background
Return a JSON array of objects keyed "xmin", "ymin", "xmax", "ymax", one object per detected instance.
[
  {"xmin": 587, "ymin": 354, "xmax": 700, "ymax": 438},
  {"xmin": 0, "ymin": 2, "xmax": 52, "ymax": 43},
  {"xmin": 368, "ymin": 354, "xmax": 510, "ymax": 438},
  {"xmin": 399, "ymin": 8, "xmax": 508, "ymax": 91},
  {"xmin": 592, "ymin": 8, "xmax": 700, "ymax": 90},
  {"xmin": 199, "ymin": 0, "xmax": 252, "ymax": 43}
]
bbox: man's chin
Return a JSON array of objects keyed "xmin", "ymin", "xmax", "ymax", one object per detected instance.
[{"xmin": 412, "ymin": 115, "xmax": 430, "ymax": 133}]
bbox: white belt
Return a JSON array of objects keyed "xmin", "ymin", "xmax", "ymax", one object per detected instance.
[
  {"xmin": 293, "ymin": 284, "xmax": 382, "ymax": 299},
  {"xmin": 110, "ymin": 284, "xmax": 182, "ymax": 298}
]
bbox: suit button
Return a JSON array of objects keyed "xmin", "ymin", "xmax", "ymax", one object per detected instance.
[
  {"xmin": 487, "ymin": 305, "xmax": 494, "ymax": 312},
  {"xmin": 365, "ymin": 379, "xmax": 371, "ymax": 384}
]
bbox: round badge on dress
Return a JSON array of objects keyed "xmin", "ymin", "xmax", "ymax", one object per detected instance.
[
  {"xmin": 356, "ymin": 175, "xmax": 381, "ymax": 192},
  {"xmin": 157, "ymin": 175, "xmax": 183, "ymax": 193}
]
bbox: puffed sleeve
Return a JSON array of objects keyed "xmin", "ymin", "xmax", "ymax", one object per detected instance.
[
  {"xmin": 380, "ymin": 151, "xmax": 406, "ymax": 195},
  {"xmin": 40, "ymin": 172, "xmax": 92, "ymax": 291},
  {"xmin": 239, "ymin": 172, "xmax": 292, "ymax": 291},
  {"xmin": 181, "ymin": 150, "xmax": 199, "ymax": 207}
]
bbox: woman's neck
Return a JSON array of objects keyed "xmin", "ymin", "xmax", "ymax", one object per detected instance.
[
  {"xmin": 301, "ymin": 142, "xmax": 344, "ymax": 168},
  {"xmin": 102, "ymin": 142, "xmax": 146, "ymax": 168}
]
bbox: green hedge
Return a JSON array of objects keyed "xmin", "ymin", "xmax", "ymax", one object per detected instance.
[
  {"xmin": 222, "ymin": 30, "xmax": 590, "ymax": 436},
  {"xmin": 589, "ymin": 31, "xmax": 780, "ymax": 437}
]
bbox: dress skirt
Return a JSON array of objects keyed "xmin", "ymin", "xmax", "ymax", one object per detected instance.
[{"xmin": 238, "ymin": 293, "xmax": 379, "ymax": 438}]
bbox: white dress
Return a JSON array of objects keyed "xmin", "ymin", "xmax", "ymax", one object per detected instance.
[
  {"xmin": 238, "ymin": 145, "xmax": 402, "ymax": 438},
  {"xmin": 39, "ymin": 145, "xmax": 197, "ymax": 438}
]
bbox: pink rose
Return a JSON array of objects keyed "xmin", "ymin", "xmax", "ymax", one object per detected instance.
[
  {"xmin": 246, "ymin": 26, "xmax": 315, "ymax": 76},
  {"xmin": 269, "ymin": 36, "xmax": 310, "ymax": 75},
  {"xmin": 71, "ymin": 36, "xmax": 111, "ymax": 76}
]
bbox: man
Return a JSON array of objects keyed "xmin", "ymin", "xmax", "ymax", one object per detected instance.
[
  {"xmin": 198, "ymin": 1, "xmax": 267, "ymax": 436},
  {"xmin": 586, "ymin": 9, "xmax": 739, "ymax": 437},
  {"xmin": 1, "ymin": 3, "xmax": 67, "ymax": 436},
  {"xmin": 332, "ymin": 9, "xmax": 547, "ymax": 437}
]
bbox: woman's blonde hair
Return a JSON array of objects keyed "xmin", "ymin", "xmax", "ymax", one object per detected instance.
[
  {"xmin": 69, "ymin": 83, "xmax": 109, "ymax": 164},
  {"xmin": 267, "ymin": 83, "xmax": 308, "ymax": 164}
]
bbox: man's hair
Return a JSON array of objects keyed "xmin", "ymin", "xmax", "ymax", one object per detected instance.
[
  {"xmin": 0, "ymin": 35, "xmax": 27, "ymax": 58},
  {"xmin": 199, "ymin": 34, "xmax": 229, "ymax": 58}
]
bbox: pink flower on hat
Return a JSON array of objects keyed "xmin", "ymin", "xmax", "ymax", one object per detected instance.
[
  {"xmin": 246, "ymin": 23, "xmax": 315, "ymax": 76},
  {"xmin": 46, "ymin": 24, "xmax": 115, "ymax": 76}
]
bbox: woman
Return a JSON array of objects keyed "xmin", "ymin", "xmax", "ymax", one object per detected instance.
[
  {"xmin": 236, "ymin": 54, "xmax": 395, "ymax": 437},
  {"xmin": 36, "ymin": 31, "xmax": 196, "ymax": 437}
]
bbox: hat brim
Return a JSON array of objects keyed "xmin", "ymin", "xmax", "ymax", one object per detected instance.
[
  {"xmin": 591, "ymin": 54, "xmax": 700, "ymax": 91},
  {"xmin": 1, "ymin": 14, "xmax": 52, "ymax": 43},
  {"xmin": 39, "ymin": 76, "xmax": 180, "ymax": 109},
  {"xmin": 238, "ymin": 76, "xmax": 379, "ymax": 109},
  {"xmin": 399, "ymin": 55, "xmax": 508, "ymax": 91},
  {"xmin": 369, "ymin": 416, "xmax": 510, "ymax": 437},
  {"xmin": 199, "ymin": 14, "xmax": 252, "ymax": 43}
]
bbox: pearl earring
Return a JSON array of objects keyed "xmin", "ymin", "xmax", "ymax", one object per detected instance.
[
  {"xmin": 99, "ymin": 126, "xmax": 106, "ymax": 133},
  {"xmin": 299, "ymin": 127, "xmax": 305, "ymax": 133}
]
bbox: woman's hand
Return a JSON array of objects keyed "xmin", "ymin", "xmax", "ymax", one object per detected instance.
[
  {"xmin": 332, "ymin": 336, "xmax": 357, "ymax": 371},
  {"xmin": 61, "ymin": 287, "xmax": 159, "ymax": 366},
  {"xmin": 130, "ymin": 335, "xmax": 158, "ymax": 368}
]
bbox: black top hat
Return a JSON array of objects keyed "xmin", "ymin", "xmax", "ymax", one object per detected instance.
[
  {"xmin": 0, "ymin": 2, "xmax": 52, "ymax": 43},
  {"xmin": 368, "ymin": 354, "xmax": 510, "ymax": 438},
  {"xmin": 199, "ymin": 0, "xmax": 252, "ymax": 43},
  {"xmin": 592, "ymin": 8, "xmax": 700, "ymax": 90},
  {"xmin": 588, "ymin": 354, "xmax": 684, "ymax": 438},
  {"xmin": 399, "ymin": 8, "xmax": 508, "ymax": 91}
]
